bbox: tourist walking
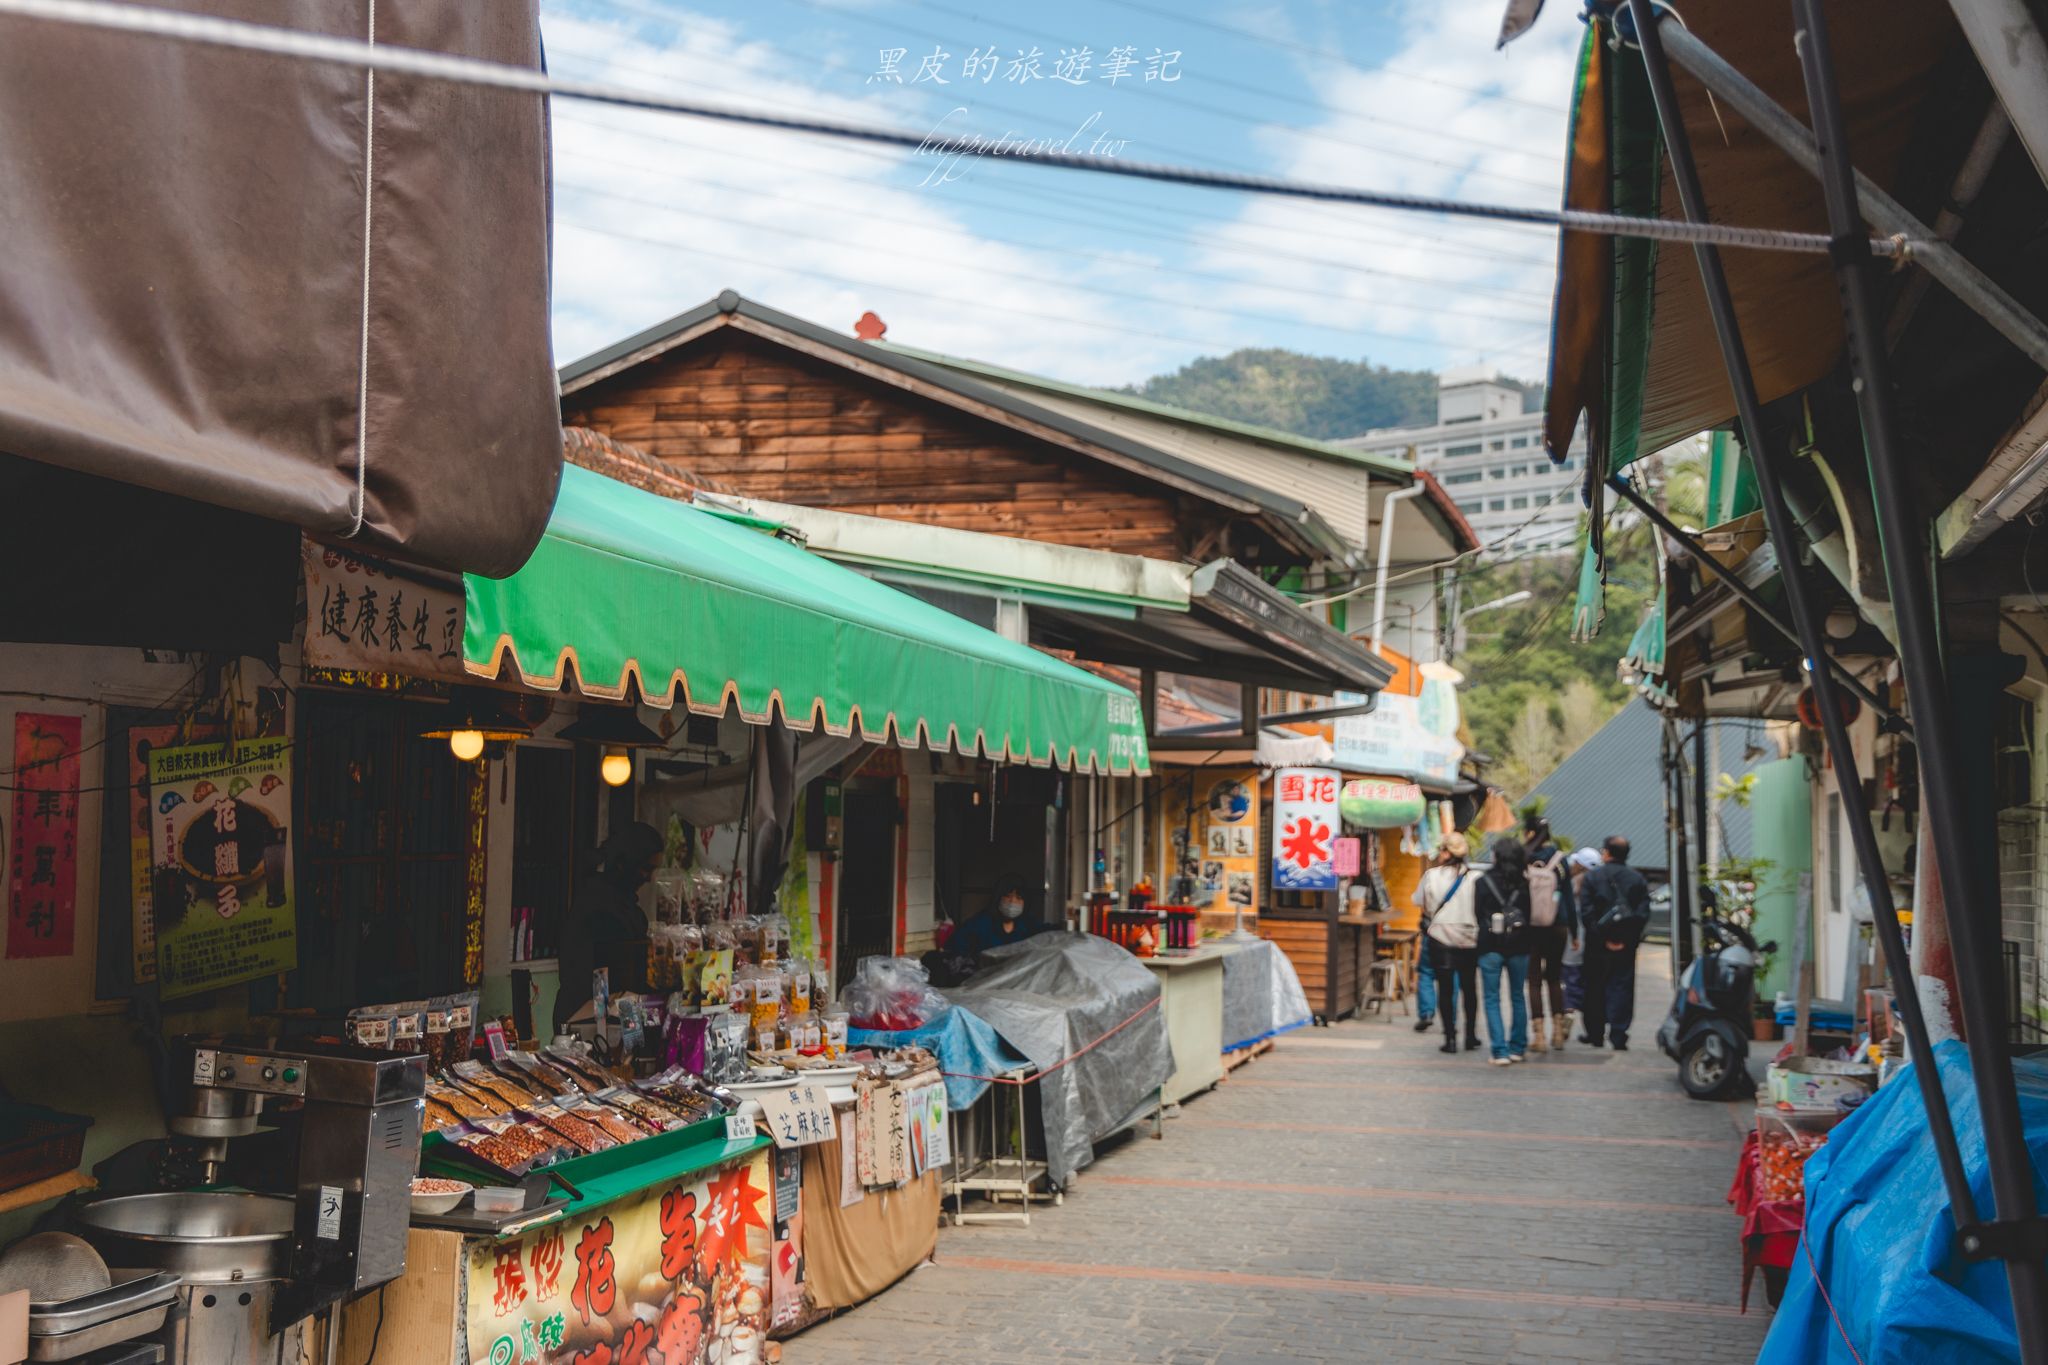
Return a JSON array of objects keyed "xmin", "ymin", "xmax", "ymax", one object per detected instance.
[
  {"xmin": 1520, "ymin": 817, "xmax": 1575, "ymax": 1052},
  {"xmin": 1475, "ymin": 838, "xmax": 1535, "ymax": 1065},
  {"xmin": 1415, "ymin": 833, "xmax": 1481, "ymax": 1055},
  {"xmin": 1579, "ymin": 835, "xmax": 1653, "ymax": 1050},
  {"xmin": 1561, "ymin": 846, "xmax": 1601, "ymax": 1017}
]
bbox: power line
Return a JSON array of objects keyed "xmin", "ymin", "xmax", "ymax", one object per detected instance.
[
  {"xmin": 541, "ymin": 13, "xmax": 1573, "ymax": 258},
  {"xmin": 551, "ymin": 97, "xmax": 1564, "ymax": 274},
  {"xmin": 554, "ymin": 169, "xmax": 1553, "ymax": 331},
  {"xmin": 0, "ymin": 0, "xmax": 1910, "ymax": 262},
  {"xmin": 887, "ymin": 0, "xmax": 1568, "ymax": 168},
  {"xmin": 579, "ymin": 0, "xmax": 1568, "ymax": 194},
  {"xmin": 1088, "ymin": 0, "xmax": 1573, "ymax": 115}
]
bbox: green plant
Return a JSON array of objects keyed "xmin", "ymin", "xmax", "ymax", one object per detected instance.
[{"xmin": 1714, "ymin": 771, "xmax": 1758, "ymax": 808}]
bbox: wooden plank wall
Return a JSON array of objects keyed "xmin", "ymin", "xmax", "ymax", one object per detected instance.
[
  {"xmin": 564, "ymin": 333, "xmax": 1198, "ymax": 561},
  {"xmin": 1258, "ymin": 913, "xmax": 1331, "ymax": 1017}
]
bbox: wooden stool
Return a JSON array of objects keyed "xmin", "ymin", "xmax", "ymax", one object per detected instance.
[{"xmin": 1364, "ymin": 957, "xmax": 1409, "ymax": 1019}]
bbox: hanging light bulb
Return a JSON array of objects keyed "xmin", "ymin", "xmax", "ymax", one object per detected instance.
[
  {"xmin": 600, "ymin": 745, "xmax": 634, "ymax": 787},
  {"xmin": 448, "ymin": 729, "xmax": 485, "ymax": 762}
]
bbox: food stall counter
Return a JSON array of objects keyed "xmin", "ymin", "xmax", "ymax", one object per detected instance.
[{"xmin": 1138, "ymin": 944, "xmax": 1228, "ymax": 1105}]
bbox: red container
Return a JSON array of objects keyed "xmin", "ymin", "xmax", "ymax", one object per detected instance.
[{"xmin": 0, "ymin": 1103, "xmax": 92, "ymax": 1194}]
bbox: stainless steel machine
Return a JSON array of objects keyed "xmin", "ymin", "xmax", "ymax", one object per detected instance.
[{"xmin": 164, "ymin": 1037, "xmax": 425, "ymax": 1335}]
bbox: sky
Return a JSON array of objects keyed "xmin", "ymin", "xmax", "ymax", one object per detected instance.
[{"xmin": 539, "ymin": 0, "xmax": 1585, "ymax": 400}]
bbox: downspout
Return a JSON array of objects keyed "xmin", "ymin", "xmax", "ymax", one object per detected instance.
[{"xmin": 1368, "ymin": 484, "xmax": 1426, "ymax": 657}]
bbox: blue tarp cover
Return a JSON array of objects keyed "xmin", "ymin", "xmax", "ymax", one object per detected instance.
[
  {"xmin": 1760, "ymin": 1042, "xmax": 2048, "ymax": 1364},
  {"xmin": 850, "ymin": 1004, "xmax": 1026, "ymax": 1112}
]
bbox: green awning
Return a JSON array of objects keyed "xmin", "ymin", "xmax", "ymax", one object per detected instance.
[{"xmin": 464, "ymin": 465, "xmax": 1149, "ymax": 774}]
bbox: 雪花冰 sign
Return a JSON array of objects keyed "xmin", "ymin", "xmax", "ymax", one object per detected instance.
[
  {"xmin": 1272, "ymin": 767, "xmax": 1339, "ymax": 891},
  {"xmin": 465, "ymin": 1150, "xmax": 771, "ymax": 1365},
  {"xmin": 149, "ymin": 738, "xmax": 297, "ymax": 998}
]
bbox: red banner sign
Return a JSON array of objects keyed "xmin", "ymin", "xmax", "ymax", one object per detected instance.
[{"xmin": 9, "ymin": 712, "xmax": 81, "ymax": 958}]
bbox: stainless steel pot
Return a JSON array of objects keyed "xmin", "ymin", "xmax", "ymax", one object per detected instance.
[
  {"xmin": 73, "ymin": 1194, "xmax": 303, "ymax": 1365},
  {"xmin": 73, "ymin": 1193, "xmax": 291, "ymax": 1284}
]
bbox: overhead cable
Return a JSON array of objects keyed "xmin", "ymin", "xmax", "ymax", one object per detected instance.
[{"xmin": 0, "ymin": 0, "xmax": 1918, "ymax": 261}]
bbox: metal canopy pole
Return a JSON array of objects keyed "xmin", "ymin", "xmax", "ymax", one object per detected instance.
[
  {"xmin": 1658, "ymin": 20, "xmax": 2048, "ymax": 374},
  {"xmin": 1604, "ymin": 475, "xmax": 1903, "ymax": 728},
  {"xmin": 1791, "ymin": 3, "xmax": 2048, "ymax": 1348},
  {"xmin": 1623, "ymin": 0, "xmax": 1982, "ymax": 1254}
]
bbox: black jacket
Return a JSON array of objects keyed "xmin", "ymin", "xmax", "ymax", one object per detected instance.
[
  {"xmin": 1581, "ymin": 861, "xmax": 1652, "ymax": 946},
  {"xmin": 1473, "ymin": 870, "xmax": 1532, "ymax": 957}
]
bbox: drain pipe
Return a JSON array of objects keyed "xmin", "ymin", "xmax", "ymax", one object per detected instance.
[
  {"xmin": 1783, "ymin": 452, "xmax": 1897, "ymax": 645},
  {"xmin": 1368, "ymin": 483, "xmax": 1426, "ymax": 657}
]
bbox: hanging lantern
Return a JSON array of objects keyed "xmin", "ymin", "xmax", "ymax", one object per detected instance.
[
  {"xmin": 558, "ymin": 705, "xmax": 666, "ymax": 787},
  {"xmin": 421, "ymin": 691, "xmax": 535, "ymax": 761},
  {"xmin": 1796, "ymin": 686, "xmax": 1861, "ymax": 731}
]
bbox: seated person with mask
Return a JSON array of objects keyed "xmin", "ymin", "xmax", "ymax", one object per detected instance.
[{"xmin": 947, "ymin": 881, "xmax": 1053, "ymax": 957}]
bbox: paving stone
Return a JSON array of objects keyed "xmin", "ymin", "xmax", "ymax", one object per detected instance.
[{"xmin": 782, "ymin": 952, "xmax": 1772, "ymax": 1363}]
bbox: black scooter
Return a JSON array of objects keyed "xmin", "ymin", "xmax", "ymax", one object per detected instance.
[{"xmin": 1657, "ymin": 912, "xmax": 1776, "ymax": 1099}]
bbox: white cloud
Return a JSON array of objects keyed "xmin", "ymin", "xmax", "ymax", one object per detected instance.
[{"xmin": 541, "ymin": 2, "xmax": 1583, "ymax": 390}]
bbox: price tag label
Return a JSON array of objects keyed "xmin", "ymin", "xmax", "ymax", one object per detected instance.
[
  {"xmin": 756, "ymin": 1083, "xmax": 836, "ymax": 1149},
  {"xmin": 725, "ymin": 1113, "xmax": 754, "ymax": 1142},
  {"xmin": 484, "ymin": 1021, "xmax": 509, "ymax": 1062}
]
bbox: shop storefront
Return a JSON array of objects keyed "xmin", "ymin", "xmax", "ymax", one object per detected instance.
[{"xmin": 0, "ymin": 451, "xmax": 1152, "ymax": 1362}]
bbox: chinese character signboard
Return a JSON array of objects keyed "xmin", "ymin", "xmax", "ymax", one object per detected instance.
[
  {"xmin": 465, "ymin": 1149, "xmax": 771, "ymax": 1365},
  {"xmin": 301, "ymin": 539, "xmax": 468, "ymax": 683},
  {"xmin": 149, "ymin": 738, "xmax": 297, "ymax": 998},
  {"xmin": 1330, "ymin": 684, "xmax": 1465, "ymax": 788},
  {"xmin": 8, "ymin": 713, "xmax": 80, "ymax": 959},
  {"xmin": 756, "ymin": 1083, "xmax": 837, "ymax": 1150},
  {"xmin": 1272, "ymin": 767, "xmax": 1340, "ymax": 892}
]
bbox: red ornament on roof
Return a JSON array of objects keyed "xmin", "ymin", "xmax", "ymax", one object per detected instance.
[{"xmin": 852, "ymin": 310, "xmax": 887, "ymax": 341}]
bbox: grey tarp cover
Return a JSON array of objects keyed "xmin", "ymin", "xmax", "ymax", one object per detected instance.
[
  {"xmin": 0, "ymin": 1, "xmax": 561, "ymax": 577},
  {"xmin": 1220, "ymin": 939, "xmax": 1313, "ymax": 1051},
  {"xmin": 943, "ymin": 932, "xmax": 1172, "ymax": 1188}
]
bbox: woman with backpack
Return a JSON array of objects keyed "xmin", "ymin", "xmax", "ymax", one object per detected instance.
[
  {"xmin": 1520, "ymin": 817, "xmax": 1575, "ymax": 1053},
  {"xmin": 1475, "ymin": 837, "xmax": 1535, "ymax": 1065},
  {"xmin": 1414, "ymin": 833, "xmax": 1481, "ymax": 1055}
]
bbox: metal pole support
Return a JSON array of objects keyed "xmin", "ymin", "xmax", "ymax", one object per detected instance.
[
  {"xmin": 1623, "ymin": 0, "xmax": 1982, "ymax": 1249},
  {"xmin": 1790, "ymin": 3, "xmax": 2048, "ymax": 1352}
]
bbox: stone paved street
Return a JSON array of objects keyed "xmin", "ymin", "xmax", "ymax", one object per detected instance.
[{"xmin": 784, "ymin": 952, "xmax": 1772, "ymax": 1364}]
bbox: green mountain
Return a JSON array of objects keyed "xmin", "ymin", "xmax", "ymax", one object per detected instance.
[{"xmin": 1123, "ymin": 349, "xmax": 1540, "ymax": 442}]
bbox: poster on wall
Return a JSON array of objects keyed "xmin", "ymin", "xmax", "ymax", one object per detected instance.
[
  {"xmin": 465, "ymin": 1150, "xmax": 772, "ymax": 1365},
  {"xmin": 128, "ymin": 723, "xmax": 226, "ymax": 986},
  {"xmin": 8, "ymin": 713, "xmax": 81, "ymax": 959},
  {"xmin": 1272, "ymin": 767, "xmax": 1340, "ymax": 892},
  {"xmin": 149, "ymin": 737, "xmax": 298, "ymax": 999},
  {"xmin": 1164, "ymin": 770, "xmax": 1260, "ymax": 919}
]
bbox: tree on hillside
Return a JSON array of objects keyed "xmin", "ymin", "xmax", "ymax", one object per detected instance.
[{"xmin": 1122, "ymin": 349, "xmax": 1440, "ymax": 440}]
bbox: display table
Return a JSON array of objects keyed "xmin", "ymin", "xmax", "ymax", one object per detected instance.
[
  {"xmin": 1217, "ymin": 938, "xmax": 1313, "ymax": 1051},
  {"xmin": 1139, "ymin": 946, "xmax": 1227, "ymax": 1105},
  {"xmin": 342, "ymin": 1123, "xmax": 775, "ymax": 1365},
  {"xmin": 1726, "ymin": 1129, "xmax": 1802, "ymax": 1311}
]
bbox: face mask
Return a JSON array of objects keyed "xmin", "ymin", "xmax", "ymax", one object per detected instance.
[{"xmin": 999, "ymin": 899, "xmax": 1023, "ymax": 921}]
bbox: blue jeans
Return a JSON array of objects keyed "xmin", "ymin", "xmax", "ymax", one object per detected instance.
[
  {"xmin": 1416, "ymin": 939, "xmax": 1438, "ymax": 1021},
  {"xmin": 1478, "ymin": 951, "xmax": 1530, "ymax": 1058}
]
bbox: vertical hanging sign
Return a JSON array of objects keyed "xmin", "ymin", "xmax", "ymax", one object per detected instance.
[
  {"xmin": 1271, "ymin": 766, "xmax": 1339, "ymax": 892},
  {"xmin": 8, "ymin": 713, "xmax": 81, "ymax": 958}
]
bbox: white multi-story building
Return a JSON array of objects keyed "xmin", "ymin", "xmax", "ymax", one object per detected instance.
[{"xmin": 1337, "ymin": 365, "xmax": 1586, "ymax": 557}]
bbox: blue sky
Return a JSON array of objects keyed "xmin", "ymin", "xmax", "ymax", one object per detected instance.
[{"xmin": 539, "ymin": 0, "xmax": 1583, "ymax": 401}]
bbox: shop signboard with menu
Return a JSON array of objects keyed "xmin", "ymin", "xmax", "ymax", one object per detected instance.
[
  {"xmin": 464, "ymin": 1149, "xmax": 771, "ymax": 1365},
  {"xmin": 149, "ymin": 736, "xmax": 297, "ymax": 998},
  {"xmin": 1271, "ymin": 767, "xmax": 1340, "ymax": 892}
]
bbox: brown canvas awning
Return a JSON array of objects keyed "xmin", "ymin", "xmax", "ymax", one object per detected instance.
[
  {"xmin": 0, "ymin": 0, "xmax": 562, "ymax": 578},
  {"xmin": 1545, "ymin": 2, "xmax": 1960, "ymax": 474}
]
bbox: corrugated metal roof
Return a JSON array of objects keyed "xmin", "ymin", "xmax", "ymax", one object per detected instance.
[{"xmin": 1523, "ymin": 699, "xmax": 1776, "ymax": 875}]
